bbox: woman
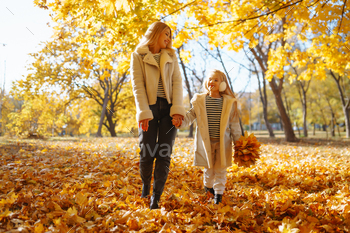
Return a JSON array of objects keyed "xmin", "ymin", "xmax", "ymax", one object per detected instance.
[{"xmin": 130, "ymin": 21, "xmax": 185, "ymax": 209}]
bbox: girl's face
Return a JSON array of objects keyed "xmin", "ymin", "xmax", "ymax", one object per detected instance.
[
  {"xmin": 157, "ymin": 28, "xmax": 171, "ymax": 49},
  {"xmin": 208, "ymin": 74, "xmax": 222, "ymax": 92}
]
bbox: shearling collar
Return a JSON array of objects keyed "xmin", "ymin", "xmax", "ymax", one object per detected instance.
[
  {"xmin": 135, "ymin": 45, "xmax": 174, "ymax": 67},
  {"xmin": 135, "ymin": 45, "xmax": 174, "ymax": 56}
]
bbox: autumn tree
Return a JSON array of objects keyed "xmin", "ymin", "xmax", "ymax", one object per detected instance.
[
  {"xmin": 31, "ymin": 0, "xmax": 202, "ymax": 137},
  {"xmin": 7, "ymin": 92, "xmax": 67, "ymax": 137},
  {"xmin": 244, "ymin": 46, "xmax": 275, "ymax": 138},
  {"xmin": 308, "ymin": 77, "xmax": 344, "ymax": 137},
  {"xmin": 65, "ymin": 83, "xmax": 136, "ymax": 137},
  {"xmin": 15, "ymin": 21, "xmax": 132, "ymax": 137},
  {"xmin": 262, "ymin": 1, "xmax": 350, "ymax": 137},
  {"xmin": 283, "ymin": 66, "xmax": 311, "ymax": 137},
  {"xmin": 249, "ymin": 87, "xmax": 281, "ymax": 131}
]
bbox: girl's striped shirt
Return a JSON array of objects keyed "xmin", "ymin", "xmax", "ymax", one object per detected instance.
[
  {"xmin": 206, "ymin": 95, "xmax": 223, "ymax": 139},
  {"xmin": 153, "ymin": 53, "xmax": 167, "ymax": 99}
]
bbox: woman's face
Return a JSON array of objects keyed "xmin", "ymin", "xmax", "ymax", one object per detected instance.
[
  {"xmin": 157, "ymin": 28, "xmax": 171, "ymax": 49},
  {"xmin": 208, "ymin": 74, "xmax": 221, "ymax": 92}
]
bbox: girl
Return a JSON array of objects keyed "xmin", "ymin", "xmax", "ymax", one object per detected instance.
[
  {"xmin": 174, "ymin": 70, "xmax": 241, "ymax": 204},
  {"xmin": 131, "ymin": 22, "xmax": 186, "ymax": 209}
]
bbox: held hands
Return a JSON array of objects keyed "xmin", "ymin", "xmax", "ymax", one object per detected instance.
[
  {"xmin": 139, "ymin": 114, "xmax": 184, "ymax": 132},
  {"xmin": 172, "ymin": 114, "xmax": 184, "ymax": 128}
]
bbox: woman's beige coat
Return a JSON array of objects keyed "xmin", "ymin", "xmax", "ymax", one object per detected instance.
[
  {"xmin": 180, "ymin": 93, "xmax": 242, "ymax": 169},
  {"xmin": 131, "ymin": 45, "xmax": 186, "ymax": 122}
]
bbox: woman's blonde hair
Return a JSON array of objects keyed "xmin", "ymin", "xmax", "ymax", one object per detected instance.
[
  {"xmin": 203, "ymin": 69, "xmax": 235, "ymax": 98},
  {"xmin": 136, "ymin": 21, "xmax": 174, "ymax": 53}
]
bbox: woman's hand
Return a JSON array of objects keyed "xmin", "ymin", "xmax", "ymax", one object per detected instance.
[
  {"xmin": 139, "ymin": 119, "xmax": 151, "ymax": 132},
  {"xmin": 172, "ymin": 114, "xmax": 184, "ymax": 127}
]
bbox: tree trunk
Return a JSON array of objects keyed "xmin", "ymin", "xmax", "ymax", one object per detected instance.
[
  {"xmin": 330, "ymin": 109, "xmax": 335, "ymax": 137},
  {"xmin": 177, "ymin": 47, "xmax": 194, "ymax": 138},
  {"xmin": 297, "ymin": 124, "xmax": 301, "ymax": 137},
  {"xmin": 273, "ymin": 17, "xmax": 297, "ymax": 142},
  {"xmin": 269, "ymin": 78, "xmax": 298, "ymax": 142},
  {"xmin": 260, "ymin": 73, "xmax": 274, "ymax": 137},
  {"xmin": 344, "ymin": 108, "xmax": 350, "ymax": 138},
  {"xmin": 262, "ymin": 105, "xmax": 274, "ymax": 137},
  {"xmin": 330, "ymin": 71, "xmax": 350, "ymax": 138},
  {"xmin": 248, "ymin": 22, "xmax": 296, "ymax": 141},
  {"xmin": 279, "ymin": 115, "xmax": 284, "ymax": 131},
  {"xmin": 250, "ymin": 45, "xmax": 296, "ymax": 141},
  {"xmin": 96, "ymin": 79, "xmax": 109, "ymax": 137},
  {"xmin": 324, "ymin": 94, "xmax": 337, "ymax": 137},
  {"xmin": 301, "ymin": 85, "xmax": 308, "ymax": 137},
  {"xmin": 250, "ymin": 58, "xmax": 274, "ymax": 137},
  {"xmin": 320, "ymin": 108, "xmax": 328, "ymax": 137},
  {"xmin": 330, "ymin": 119, "xmax": 335, "ymax": 137},
  {"xmin": 295, "ymin": 75, "xmax": 310, "ymax": 138},
  {"xmin": 313, "ymin": 123, "xmax": 316, "ymax": 136},
  {"xmin": 302, "ymin": 106, "xmax": 308, "ymax": 137},
  {"xmin": 105, "ymin": 113, "xmax": 117, "ymax": 137}
]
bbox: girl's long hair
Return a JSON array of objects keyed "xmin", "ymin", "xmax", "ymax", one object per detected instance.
[
  {"xmin": 203, "ymin": 69, "xmax": 236, "ymax": 98},
  {"xmin": 136, "ymin": 21, "xmax": 175, "ymax": 53}
]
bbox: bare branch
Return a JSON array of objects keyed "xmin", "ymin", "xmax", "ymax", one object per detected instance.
[
  {"xmin": 185, "ymin": 0, "xmax": 304, "ymax": 30},
  {"xmin": 338, "ymin": 0, "xmax": 347, "ymax": 34},
  {"xmin": 160, "ymin": 0, "xmax": 197, "ymax": 20},
  {"xmin": 197, "ymin": 41, "xmax": 220, "ymax": 62}
]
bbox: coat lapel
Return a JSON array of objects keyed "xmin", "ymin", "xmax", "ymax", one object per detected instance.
[
  {"xmin": 160, "ymin": 49, "xmax": 173, "ymax": 69},
  {"xmin": 143, "ymin": 53, "xmax": 158, "ymax": 67},
  {"xmin": 136, "ymin": 46, "xmax": 173, "ymax": 69}
]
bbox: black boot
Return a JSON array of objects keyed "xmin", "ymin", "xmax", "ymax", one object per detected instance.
[
  {"xmin": 204, "ymin": 186, "xmax": 215, "ymax": 196},
  {"xmin": 150, "ymin": 194, "xmax": 161, "ymax": 209},
  {"xmin": 214, "ymin": 194, "xmax": 222, "ymax": 204},
  {"xmin": 141, "ymin": 184, "xmax": 150, "ymax": 198}
]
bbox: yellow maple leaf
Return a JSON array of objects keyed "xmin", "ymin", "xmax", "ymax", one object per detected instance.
[{"xmin": 75, "ymin": 192, "xmax": 88, "ymax": 206}]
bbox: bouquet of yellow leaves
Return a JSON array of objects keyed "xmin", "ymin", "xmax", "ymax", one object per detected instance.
[{"xmin": 233, "ymin": 131, "xmax": 261, "ymax": 167}]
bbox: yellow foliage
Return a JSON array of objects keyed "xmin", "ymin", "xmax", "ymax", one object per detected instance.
[
  {"xmin": 179, "ymin": 50, "xmax": 192, "ymax": 64},
  {"xmin": 6, "ymin": 93, "xmax": 68, "ymax": 137}
]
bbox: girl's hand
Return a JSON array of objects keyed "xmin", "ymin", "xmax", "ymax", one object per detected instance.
[
  {"xmin": 139, "ymin": 119, "xmax": 151, "ymax": 131},
  {"xmin": 172, "ymin": 114, "xmax": 184, "ymax": 127}
]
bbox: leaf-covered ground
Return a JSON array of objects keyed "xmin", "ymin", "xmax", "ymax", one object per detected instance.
[{"xmin": 0, "ymin": 137, "xmax": 350, "ymax": 232}]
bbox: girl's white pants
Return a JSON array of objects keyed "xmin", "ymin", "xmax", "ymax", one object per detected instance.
[{"xmin": 203, "ymin": 138, "xmax": 227, "ymax": 195}]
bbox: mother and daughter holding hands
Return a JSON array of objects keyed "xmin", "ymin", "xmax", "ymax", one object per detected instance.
[{"xmin": 131, "ymin": 21, "xmax": 242, "ymax": 210}]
